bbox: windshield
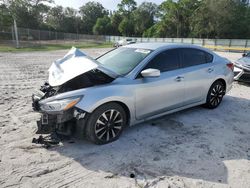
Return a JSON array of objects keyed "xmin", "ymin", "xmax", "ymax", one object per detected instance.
[{"xmin": 97, "ymin": 47, "xmax": 152, "ymax": 75}]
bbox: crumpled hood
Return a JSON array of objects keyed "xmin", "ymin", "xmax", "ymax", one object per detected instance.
[{"xmin": 48, "ymin": 47, "xmax": 114, "ymax": 87}]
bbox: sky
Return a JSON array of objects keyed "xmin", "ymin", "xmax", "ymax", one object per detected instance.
[{"xmin": 54, "ymin": 0, "xmax": 164, "ymax": 11}]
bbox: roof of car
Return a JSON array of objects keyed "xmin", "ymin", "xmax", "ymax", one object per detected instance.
[{"xmin": 123, "ymin": 42, "xmax": 204, "ymax": 51}]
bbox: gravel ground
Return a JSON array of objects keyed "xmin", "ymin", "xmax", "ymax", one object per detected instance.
[{"xmin": 0, "ymin": 49, "xmax": 249, "ymax": 188}]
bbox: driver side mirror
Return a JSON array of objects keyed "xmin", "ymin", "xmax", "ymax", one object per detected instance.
[
  {"xmin": 242, "ymin": 53, "xmax": 247, "ymax": 57},
  {"xmin": 141, "ymin": 68, "xmax": 160, "ymax": 78}
]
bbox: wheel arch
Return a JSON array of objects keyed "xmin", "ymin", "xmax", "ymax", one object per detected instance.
[
  {"xmin": 204, "ymin": 78, "xmax": 227, "ymax": 102},
  {"xmin": 213, "ymin": 78, "xmax": 227, "ymax": 90},
  {"xmin": 112, "ymin": 101, "xmax": 131, "ymax": 126},
  {"xmin": 203, "ymin": 78, "xmax": 227, "ymax": 109}
]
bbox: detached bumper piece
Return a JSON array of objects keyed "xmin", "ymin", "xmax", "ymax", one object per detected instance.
[
  {"xmin": 32, "ymin": 134, "xmax": 60, "ymax": 149},
  {"xmin": 33, "ymin": 108, "xmax": 87, "ymax": 148},
  {"xmin": 234, "ymin": 65, "xmax": 250, "ymax": 82}
]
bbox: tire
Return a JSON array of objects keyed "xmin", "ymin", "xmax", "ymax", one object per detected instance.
[
  {"xmin": 85, "ymin": 103, "xmax": 127, "ymax": 145},
  {"xmin": 204, "ymin": 80, "xmax": 226, "ymax": 109}
]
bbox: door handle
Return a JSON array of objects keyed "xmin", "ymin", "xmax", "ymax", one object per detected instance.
[
  {"xmin": 207, "ymin": 68, "xmax": 214, "ymax": 73},
  {"xmin": 175, "ymin": 76, "xmax": 184, "ymax": 82}
]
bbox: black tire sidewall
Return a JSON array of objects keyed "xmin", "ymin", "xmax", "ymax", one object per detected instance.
[{"xmin": 85, "ymin": 103, "xmax": 127, "ymax": 144}]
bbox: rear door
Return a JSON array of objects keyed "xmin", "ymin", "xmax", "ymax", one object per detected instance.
[{"xmin": 179, "ymin": 48, "xmax": 215, "ymax": 105}]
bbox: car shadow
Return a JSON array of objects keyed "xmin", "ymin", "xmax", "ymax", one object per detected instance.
[
  {"xmin": 236, "ymin": 81, "xmax": 250, "ymax": 87},
  {"xmin": 50, "ymin": 95, "xmax": 250, "ymax": 184}
]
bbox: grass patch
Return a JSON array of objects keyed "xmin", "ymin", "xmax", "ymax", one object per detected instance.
[{"xmin": 0, "ymin": 42, "xmax": 113, "ymax": 52}]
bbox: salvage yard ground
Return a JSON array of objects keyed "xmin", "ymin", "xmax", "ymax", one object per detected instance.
[{"xmin": 0, "ymin": 48, "xmax": 249, "ymax": 188}]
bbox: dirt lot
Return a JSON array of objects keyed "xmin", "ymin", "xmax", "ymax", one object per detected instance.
[{"xmin": 0, "ymin": 49, "xmax": 249, "ymax": 188}]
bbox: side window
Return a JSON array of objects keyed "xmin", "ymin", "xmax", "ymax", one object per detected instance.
[
  {"xmin": 181, "ymin": 48, "xmax": 209, "ymax": 68},
  {"xmin": 144, "ymin": 49, "xmax": 180, "ymax": 72}
]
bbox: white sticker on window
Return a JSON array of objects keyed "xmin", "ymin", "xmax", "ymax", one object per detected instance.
[{"xmin": 135, "ymin": 49, "xmax": 150, "ymax": 54}]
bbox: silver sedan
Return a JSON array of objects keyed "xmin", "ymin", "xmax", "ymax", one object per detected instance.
[{"xmin": 32, "ymin": 43, "xmax": 234, "ymax": 144}]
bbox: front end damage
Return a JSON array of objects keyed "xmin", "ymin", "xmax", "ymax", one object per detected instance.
[
  {"xmin": 234, "ymin": 58, "xmax": 250, "ymax": 82},
  {"xmin": 32, "ymin": 47, "xmax": 115, "ymax": 139},
  {"xmin": 234, "ymin": 64, "xmax": 250, "ymax": 82},
  {"xmin": 32, "ymin": 89, "xmax": 87, "ymax": 137}
]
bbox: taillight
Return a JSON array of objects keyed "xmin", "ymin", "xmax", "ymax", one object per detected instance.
[{"xmin": 226, "ymin": 62, "xmax": 234, "ymax": 71}]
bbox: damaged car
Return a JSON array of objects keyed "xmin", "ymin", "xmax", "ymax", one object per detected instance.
[
  {"xmin": 234, "ymin": 52, "xmax": 250, "ymax": 82},
  {"xmin": 32, "ymin": 43, "xmax": 234, "ymax": 144}
]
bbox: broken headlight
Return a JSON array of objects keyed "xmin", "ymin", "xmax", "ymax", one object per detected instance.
[{"xmin": 40, "ymin": 96, "xmax": 82, "ymax": 112}]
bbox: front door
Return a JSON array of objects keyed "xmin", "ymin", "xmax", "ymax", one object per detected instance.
[{"xmin": 134, "ymin": 49, "xmax": 186, "ymax": 119}]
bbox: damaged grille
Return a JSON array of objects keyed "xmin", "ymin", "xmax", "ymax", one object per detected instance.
[{"xmin": 239, "ymin": 74, "xmax": 250, "ymax": 81}]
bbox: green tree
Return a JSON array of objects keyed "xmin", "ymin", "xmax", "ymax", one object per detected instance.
[
  {"xmin": 118, "ymin": 17, "xmax": 134, "ymax": 36},
  {"xmin": 110, "ymin": 11, "xmax": 123, "ymax": 35},
  {"xmin": 30, "ymin": 1, "xmax": 51, "ymax": 29},
  {"xmin": 93, "ymin": 15, "xmax": 112, "ymax": 35},
  {"xmin": 1, "ymin": 0, "xmax": 52, "ymax": 28},
  {"xmin": 46, "ymin": 6, "xmax": 64, "ymax": 31},
  {"xmin": 117, "ymin": 0, "xmax": 137, "ymax": 36},
  {"xmin": 133, "ymin": 2, "xmax": 158, "ymax": 36},
  {"xmin": 158, "ymin": 0, "xmax": 200, "ymax": 38},
  {"xmin": 117, "ymin": 0, "xmax": 137, "ymax": 15},
  {"xmin": 63, "ymin": 7, "xmax": 81, "ymax": 33},
  {"xmin": 44, "ymin": 6, "xmax": 80, "ymax": 33},
  {"xmin": 79, "ymin": 1, "xmax": 108, "ymax": 34},
  {"xmin": 143, "ymin": 22, "xmax": 168, "ymax": 37},
  {"xmin": 190, "ymin": 0, "xmax": 250, "ymax": 38},
  {"xmin": 1, "ymin": 0, "xmax": 250, "ymax": 39},
  {"xmin": 0, "ymin": 4, "xmax": 12, "ymax": 27},
  {"xmin": 5, "ymin": 0, "xmax": 33, "ymax": 27}
]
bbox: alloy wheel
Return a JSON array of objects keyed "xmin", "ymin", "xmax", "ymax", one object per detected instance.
[
  {"xmin": 95, "ymin": 109, "xmax": 123, "ymax": 142},
  {"xmin": 209, "ymin": 84, "xmax": 225, "ymax": 107}
]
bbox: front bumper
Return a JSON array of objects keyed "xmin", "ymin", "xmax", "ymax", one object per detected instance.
[
  {"xmin": 234, "ymin": 65, "xmax": 250, "ymax": 82},
  {"xmin": 32, "ymin": 93, "xmax": 87, "ymax": 136}
]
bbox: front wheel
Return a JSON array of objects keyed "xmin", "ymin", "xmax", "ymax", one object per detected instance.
[
  {"xmin": 204, "ymin": 81, "xmax": 226, "ymax": 109},
  {"xmin": 85, "ymin": 103, "xmax": 127, "ymax": 144}
]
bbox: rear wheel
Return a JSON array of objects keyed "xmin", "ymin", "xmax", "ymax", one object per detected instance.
[
  {"xmin": 85, "ymin": 103, "xmax": 127, "ymax": 144},
  {"xmin": 204, "ymin": 80, "xmax": 225, "ymax": 109}
]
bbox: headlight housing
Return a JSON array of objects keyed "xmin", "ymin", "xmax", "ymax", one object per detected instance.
[{"xmin": 40, "ymin": 96, "xmax": 82, "ymax": 112}]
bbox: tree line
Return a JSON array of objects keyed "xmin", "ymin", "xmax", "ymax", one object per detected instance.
[{"xmin": 1, "ymin": 0, "xmax": 250, "ymax": 39}]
